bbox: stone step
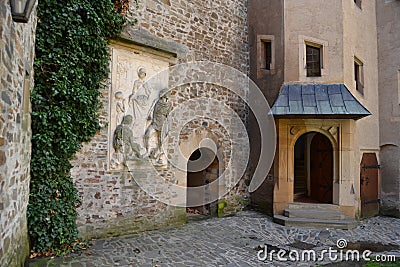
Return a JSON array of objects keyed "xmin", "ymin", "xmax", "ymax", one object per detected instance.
[
  {"xmin": 293, "ymin": 190, "xmax": 307, "ymax": 196},
  {"xmin": 284, "ymin": 209, "xmax": 346, "ymax": 220},
  {"xmin": 273, "ymin": 215, "xmax": 357, "ymax": 230},
  {"xmin": 294, "ymin": 192, "xmax": 307, "ymax": 198},
  {"xmin": 288, "ymin": 202, "xmax": 340, "ymax": 211}
]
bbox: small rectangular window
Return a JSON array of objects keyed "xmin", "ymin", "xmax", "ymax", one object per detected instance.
[
  {"xmin": 257, "ymin": 35, "xmax": 275, "ymax": 77},
  {"xmin": 354, "ymin": 57, "xmax": 364, "ymax": 95},
  {"xmin": 354, "ymin": 0, "xmax": 362, "ymax": 9},
  {"xmin": 306, "ymin": 44, "xmax": 321, "ymax": 77},
  {"xmin": 264, "ymin": 41, "xmax": 272, "ymax": 70}
]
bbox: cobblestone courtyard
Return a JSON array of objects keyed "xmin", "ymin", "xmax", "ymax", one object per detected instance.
[{"xmin": 28, "ymin": 211, "xmax": 400, "ymax": 267}]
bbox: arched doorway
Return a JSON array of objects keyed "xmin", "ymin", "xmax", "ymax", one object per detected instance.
[
  {"xmin": 186, "ymin": 148, "xmax": 219, "ymax": 218},
  {"xmin": 294, "ymin": 132, "xmax": 333, "ymax": 204}
]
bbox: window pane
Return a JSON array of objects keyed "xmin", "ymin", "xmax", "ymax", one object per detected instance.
[
  {"xmin": 265, "ymin": 41, "xmax": 272, "ymax": 70},
  {"xmin": 306, "ymin": 45, "xmax": 321, "ymax": 77},
  {"xmin": 354, "ymin": 60, "xmax": 364, "ymax": 94},
  {"xmin": 355, "ymin": 62, "xmax": 359, "ymax": 82}
]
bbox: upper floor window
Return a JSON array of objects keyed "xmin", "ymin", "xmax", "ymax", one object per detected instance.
[
  {"xmin": 257, "ymin": 35, "xmax": 275, "ymax": 78},
  {"xmin": 354, "ymin": 57, "xmax": 364, "ymax": 95},
  {"xmin": 354, "ymin": 0, "xmax": 362, "ymax": 9},
  {"xmin": 306, "ymin": 44, "xmax": 322, "ymax": 77},
  {"xmin": 263, "ymin": 41, "xmax": 272, "ymax": 70},
  {"xmin": 299, "ymin": 36, "xmax": 327, "ymax": 81}
]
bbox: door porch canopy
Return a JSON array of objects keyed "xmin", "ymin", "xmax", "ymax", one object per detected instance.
[{"xmin": 271, "ymin": 84, "xmax": 371, "ymax": 120}]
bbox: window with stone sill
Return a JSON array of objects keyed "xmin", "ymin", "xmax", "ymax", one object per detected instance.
[{"xmin": 257, "ymin": 35, "xmax": 275, "ymax": 77}]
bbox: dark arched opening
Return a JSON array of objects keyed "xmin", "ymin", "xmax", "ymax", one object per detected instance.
[
  {"xmin": 186, "ymin": 148, "xmax": 219, "ymax": 219},
  {"xmin": 294, "ymin": 132, "xmax": 333, "ymax": 204}
]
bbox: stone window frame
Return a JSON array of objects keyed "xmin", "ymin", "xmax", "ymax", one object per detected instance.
[
  {"xmin": 298, "ymin": 35, "xmax": 328, "ymax": 82},
  {"xmin": 257, "ymin": 35, "xmax": 275, "ymax": 78},
  {"xmin": 354, "ymin": 56, "xmax": 364, "ymax": 96}
]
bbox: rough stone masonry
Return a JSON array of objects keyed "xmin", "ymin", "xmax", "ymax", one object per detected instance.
[
  {"xmin": 71, "ymin": 0, "xmax": 250, "ymax": 239},
  {"xmin": 0, "ymin": 1, "xmax": 37, "ymax": 266}
]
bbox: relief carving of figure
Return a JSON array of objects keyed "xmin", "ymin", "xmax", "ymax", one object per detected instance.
[
  {"xmin": 144, "ymin": 91, "xmax": 172, "ymax": 165},
  {"xmin": 129, "ymin": 67, "xmax": 152, "ymax": 120},
  {"xmin": 115, "ymin": 91, "xmax": 126, "ymax": 125},
  {"xmin": 111, "ymin": 115, "xmax": 145, "ymax": 168}
]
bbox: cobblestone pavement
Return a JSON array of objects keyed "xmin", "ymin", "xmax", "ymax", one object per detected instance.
[{"xmin": 28, "ymin": 211, "xmax": 400, "ymax": 267}]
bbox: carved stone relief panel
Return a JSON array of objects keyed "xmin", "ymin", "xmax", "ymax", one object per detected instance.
[{"xmin": 108, "ymin": 47, "xmax": 170, "ymax": 170}]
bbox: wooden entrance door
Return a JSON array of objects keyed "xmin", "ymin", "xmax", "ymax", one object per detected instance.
[
  {"xmin": 310, "ymin": 133, "xmax": 333, "ymax": 203},
  {"xmin": 360, "ymin": 153, "xmax": 380, "ymax": 218}
]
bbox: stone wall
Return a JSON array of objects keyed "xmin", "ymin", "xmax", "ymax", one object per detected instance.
[
  {"xmin": 129, "ymin": 0, "xmax": 249, "ymax": 72},
  {"xmin": 376, "ymin": 0, "xmax": 400, "ymax": 217},
  {"xmin": 71, "ymin": 0, "xmax": 249, "ymax": 239},
  {"xmin": 0, "ymin": 1, "xmax": 37, "ymax": 266}
]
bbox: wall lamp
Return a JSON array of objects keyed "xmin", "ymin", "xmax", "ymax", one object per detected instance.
[{"xmin": 10, "ymin": 0, "xmax": 35, "ymax": 23}]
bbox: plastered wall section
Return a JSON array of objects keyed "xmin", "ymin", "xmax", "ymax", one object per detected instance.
[
  {"xmin": 376, "ymin": 0, "xmax": 400, "ymax": 217},
  {"xmin": 342, "ymin": 0, "xmax": 380, "ymax": 213},
  {"xmin": 282, "ymin": 0, "xmax": 380, "ymax": 213},
  {"xmin": 283, "ymin": 0, "xmax": 344, "ymax": 84}
]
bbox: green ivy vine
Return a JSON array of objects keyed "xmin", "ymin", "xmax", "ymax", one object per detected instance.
[{"xmin": 28, "ymin": 0, "xmax": 132, "ymax": 253}]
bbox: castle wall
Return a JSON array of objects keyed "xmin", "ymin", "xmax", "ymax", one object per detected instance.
[
  {"xmin": 248, "ymin": 0, "xmax": 284, "ymax": 215},
  {"xmin": 0, "ymin": 1, "xmax": 37, "ymax": 266},
  {"xmin": 283, "ymin": 0, "xmax": 344, "ymax": 84},
  {"xmin": 71, "ymin": 0, "xmax": 249, "ymax": 239},
  {"xmin": 376, "ymin": 0, "xmax": 400, "ymax": 217},
  {"xmin": 342, "ymin": 0, "xmax": 380, "ymax": 214},
  {"xmin": 249, "ymin": 0, "xmax": 380, "ymax": 218}
]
